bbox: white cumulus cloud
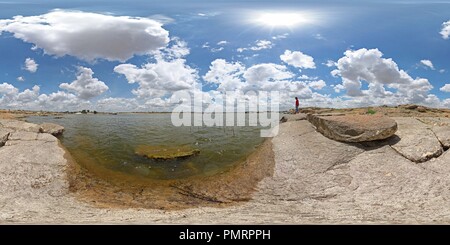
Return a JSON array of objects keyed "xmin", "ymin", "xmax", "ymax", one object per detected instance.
[
  {"xmin": 440, "ymin": 20, "xmax": 450, "ymax": 39},
  {"xmin": 238, "ymin": 40, "xmax": 273, "ymax": 52},
  {"xmin": 0, "ymin": 82, "xmax": 85, "ymax": 111},
  {"xmin": 59, "ymin": 66, "xmax": 108, "ymax": 100},
  {"xmin": 243, "ymin": 63, "xmax": 293, "ymax": 84},
  {"xmin": 308, "ymin": 80, "xmax": 326, "ymax": 90},
  {"xmin": 211, "ymin": 47, "xmax": 224, "ymax": 52},
  {"xmin": 24, "ymin": 58, "xmax": 38, "ymax": 73},
  {"xmin": 420, "ymin": 59, "xmax": 435, "ymax": 70},
  {"xmin": 280, "ymin": 50, "xmax": 316, "ymax": 69},
  {"xmin": 324, "ymin": 60, "xmax": 336, "ymax": 67},
  {"xmin": 440, "ymin": 84, "xmax": 450, "ymax": 92},
  {"xmin": 97, "ymin": 97, "xmax": 139, "ymax": 112},
  {"xmin": 0, "ymin": 10, "xmax": 170, "ymax": 61},
  {"xmin": 0, "ymin": 82, "xmax": 18, "ymax": 103},
  {"xmin": 16, "ymin": 85, "xmax": 40, "ymax": 103},
  {"xmin": 37, "ymin": 91, "xmax": 83, "ymax": 111},
  {"xmin": 114, "ymin": 58, "xmax": 198, "ymax": 98},
  {"xmin": 157, "ymin": 38, "xmax": 190, "ymax": 59},
  {"xmin": 332, "ymin": 48, "xmax": 434, "ymax": 105},
  {"xmin": 203, "ymin": 59, "xmax": 245, "ymax": 91}
]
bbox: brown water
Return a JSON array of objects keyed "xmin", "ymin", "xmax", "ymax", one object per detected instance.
[{"xmin": 28, "ymin": 113, "xmax": 266, "ymax": 180}]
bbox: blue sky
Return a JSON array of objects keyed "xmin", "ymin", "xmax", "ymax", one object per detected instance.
[{"xmin": 0, "ymin": 0, "xmax": 449, "ymax": 111}]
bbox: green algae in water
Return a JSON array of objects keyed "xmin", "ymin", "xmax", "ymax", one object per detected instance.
[{"xmin": 27, "ymin": 113, "xmax": 266, "ymax": 180}]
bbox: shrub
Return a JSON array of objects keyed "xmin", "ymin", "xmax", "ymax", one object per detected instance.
[{"xmin": 367, "ymin": 108, "xmax": 376, "ymax": 115}]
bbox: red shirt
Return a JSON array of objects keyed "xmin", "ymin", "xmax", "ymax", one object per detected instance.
[{"xmin": 295, "ymin": 99, "xmax": 299, "ymax": 107}]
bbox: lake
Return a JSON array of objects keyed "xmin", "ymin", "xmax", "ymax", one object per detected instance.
[{"xmin": 28, "ymin": 113, "xmax": 266, "ymax": 180}]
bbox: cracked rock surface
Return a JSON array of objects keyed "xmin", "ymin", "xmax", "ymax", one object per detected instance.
[
  {"xmin": 389, "ymin": 117, "xmax": 444, "ymax": 163},
  {"xmin": 416, "ymin": 117, "xmax": 450, "ymax": 150}
]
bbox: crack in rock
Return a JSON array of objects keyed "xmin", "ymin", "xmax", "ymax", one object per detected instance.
[
  {"xmin": 170, "ymin": 185, "xmax": 227, "ymax": 204},
  {"xmin": 323, "ymin": 153, "xmax": 362, "ymax": 173},
  {"xmin": 388, "ymin": 118, "xmax": 444, "ymax": 163},
  {"xmin": 308, "ymin": 193, "xmax": 338, "ymax": 201},
  {"xmin": 0, "ymin": 131, "xmax": 10, "ymax": 147}
]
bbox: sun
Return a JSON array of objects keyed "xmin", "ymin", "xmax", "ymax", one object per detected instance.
[
  {"xmin": 250, "ymin": 11, "xmax": 317, "ymax": 29},
  {"xmin": 257, "ymin": 13, "xmax": 303, "ymax": 27}
]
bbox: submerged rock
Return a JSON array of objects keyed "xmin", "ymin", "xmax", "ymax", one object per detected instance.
[
  {"xmin": 306, "ymin": 114, "xmax": 397, "ymax": 142},
  {"xmin": 40, "ymin": 123, "xmax": 64, "ymax": 136},
  {"xmin": 135, "ymin": 145, "xmax": 200, "ymax": 160}
]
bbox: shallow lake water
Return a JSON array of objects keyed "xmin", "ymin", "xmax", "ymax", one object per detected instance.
[{"xmin": 28, "ymin": 113, "xmax": 267, "ymax": 180}]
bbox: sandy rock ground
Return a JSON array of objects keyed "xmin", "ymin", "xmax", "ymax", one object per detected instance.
[{"xmin": 1, "ymin": 113, "xmax": 450, "ymax": 224}]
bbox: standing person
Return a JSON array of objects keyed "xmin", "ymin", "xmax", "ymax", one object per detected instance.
[{"xmin": 295, "ymin": 97, "xmax": 299, "ymax": 114}]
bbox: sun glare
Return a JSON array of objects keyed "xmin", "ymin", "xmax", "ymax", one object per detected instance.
[{"xmin": 252, "ymin": 11, "xmax": 316, "ymax": 29}]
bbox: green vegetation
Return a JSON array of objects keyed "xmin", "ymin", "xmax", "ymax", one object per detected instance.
[{"xmin": 367, "ymin": 108, "xmax": 377, "ymax": 115}]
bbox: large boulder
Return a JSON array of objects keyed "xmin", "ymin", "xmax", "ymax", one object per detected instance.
[
  {"xmin": 40, "ymin": 123, "xmax": 64, "ymax": 136},
  {"xmin": 306, "ymin": 114, "xmax": 397, "ymax": 142},
  {"xmin": 135, "ymin": 145, "xmax": 200, "ymax": 160}
]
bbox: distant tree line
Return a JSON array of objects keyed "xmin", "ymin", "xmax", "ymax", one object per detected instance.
[{"xmin": 81, "ymin": 110, "xmax": 97, "ymax": 114}]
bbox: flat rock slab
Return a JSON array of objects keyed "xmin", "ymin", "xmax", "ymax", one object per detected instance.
[
  {"xmin": 307, "ymin": 114, "xmax": 397, "ymax": 142},
  {"xmin": 390, "ymin": 117, "xmax": 443, "ymax": 163},
  {"xmin": 0, "ymin": 137, "xmax": 68, "ymax": 199},
  {"xmin": 0, "ymin": 119, "xmax": 41, "ymax": 133},
  {"xmin": 262, "ymin": 120, "xmax": 365, "ymax": 201},
  {"xmin": 416, "ymin": 117, "xmax": 450, "ymax": 127},
  {"xmin": 280, "ymin": 113, "xmax": 307, "ymax": 123},
  {"xmin": 8, "ymin": 131, "xmax": 39, "ymax": 141},
  {"xmin": 419, "ymin": 151, "xmax": 450, "ymax": 175},
  {"xmin": 416, "ymin": 117, "xmax": 450, "ymax": 149},
  {"xmin": 342, "ymin": 145, "xmax": 450, "ymax": 220},
  {"xmin": 135, "ymin": 145, "xmax": 200, "ymax": 160}
]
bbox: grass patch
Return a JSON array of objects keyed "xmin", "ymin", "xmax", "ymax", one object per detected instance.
[{"xmin": 367, "ymin": 108, "xmax": 377, "ymax": 115}]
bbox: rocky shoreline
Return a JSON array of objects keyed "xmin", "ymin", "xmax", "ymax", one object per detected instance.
[{"xmin": 1, "ymin": 109, "xmax": 450, "ymax": 223}]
